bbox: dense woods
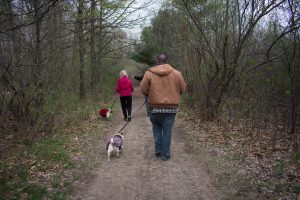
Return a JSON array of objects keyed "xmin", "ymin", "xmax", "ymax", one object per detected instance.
[
  {"xmin": 0, "ymin": 0, "xmax": 140, "ymax": 130},
  {"xmin": 133, "ymin": 0, "xmax": 300, "ymax": 151}
]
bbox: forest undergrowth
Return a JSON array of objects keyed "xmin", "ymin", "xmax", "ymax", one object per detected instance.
[
  {"xmin": 178, "ymin": 107, "xmax": 300, "ymax": 200},
  {"xmin": 0, "ymin": 97, "xmax": 113, "ymax": 199}
]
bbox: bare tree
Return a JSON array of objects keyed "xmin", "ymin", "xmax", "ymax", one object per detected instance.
[
  {"xmin": 267, "ymin": 0, "xmax": 300, "ymax": 150},
  {"xmin": 77, "ymin": 0, "xmax": 86, "ymax": 99},
  {"xmin": 177, "ymin": 0, "xmax": 287, "ymax": 119}
]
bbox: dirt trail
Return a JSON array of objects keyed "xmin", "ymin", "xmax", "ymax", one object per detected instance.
[{"xmin": 72, "ymin": 89, "xmax": 219, "ymax": 200}]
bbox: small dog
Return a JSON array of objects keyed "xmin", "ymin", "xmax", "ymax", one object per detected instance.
[
  {"xmin": 106, "ymin": 133, "xmax": 124, "ymax": 161},
  {"xmin": 99, "ymin": 108, "xmax": 111, "ymax": 118}
]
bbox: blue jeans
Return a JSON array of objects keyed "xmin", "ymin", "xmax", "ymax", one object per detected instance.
[{"xmin": 149, "ymin": 113, "xmax": 176, "ymax": 160}]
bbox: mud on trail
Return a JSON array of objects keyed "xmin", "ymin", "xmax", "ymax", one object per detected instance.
[{"xmin": 70, "ymin": 89, "xmax": 219, "ymax": 200}]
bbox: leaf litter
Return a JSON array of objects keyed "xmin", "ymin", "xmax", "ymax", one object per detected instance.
[
  {"xmin": 177, "ymin": 111, "xmax": 300, "ymax": 200},
  {"xmin": 0, "ymin": 101, "xmax": 113, "ymax": 199}
]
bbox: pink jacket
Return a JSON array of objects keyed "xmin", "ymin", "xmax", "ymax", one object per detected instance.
[{"xmin": 115, "ymin": 76, "xmax": 134, "ymax": 96}]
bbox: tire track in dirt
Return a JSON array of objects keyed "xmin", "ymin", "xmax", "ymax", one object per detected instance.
[{"xmin": 72, "ymin": 89, "xmax": 218, "ymax": 200}]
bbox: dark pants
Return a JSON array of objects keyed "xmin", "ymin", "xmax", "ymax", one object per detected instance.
[{"xmin": 120, "ymin": 96, "xmax": 132, "ymax": 119}]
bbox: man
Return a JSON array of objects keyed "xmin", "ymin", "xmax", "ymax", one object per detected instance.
[{"xmin": 140, "ymin": 53, "xmax": 186, "ymax": 161}]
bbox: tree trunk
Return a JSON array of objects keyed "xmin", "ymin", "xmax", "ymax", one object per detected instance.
[
  {"xmin": 33, "ymin": 0, "xmax": 42, "ymax": 87},
  {"xmin": 90, "ymin": 0, "xmax": 97, "ymax": 98},
  {"xmin": 78, "ymin": 0, "xmax": 85, "ymax": 99}
]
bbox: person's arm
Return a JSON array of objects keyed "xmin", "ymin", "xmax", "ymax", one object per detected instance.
[
  {"xmin": 140, "ymin": 72, "xmax": 150, "ymax": 96},
  {"xmin": 130, "ymin": 80, "xmax": 134, "ymax": 92}
]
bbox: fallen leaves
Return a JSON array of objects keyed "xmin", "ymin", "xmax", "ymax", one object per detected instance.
[
  {"xmin": 0, "ymin": 105, "xmax": 112, "ymax": 199},
  {"xmin": 177, "ymin": 110, "xmax": 300, "ymax": 199}
]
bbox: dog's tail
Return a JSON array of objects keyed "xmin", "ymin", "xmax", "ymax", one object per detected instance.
[
  {"xmin": 106, "ymin": 138, "xmax": 114, "ymax": 150},
  {"xmin": 106, "ymin": 142, "xmax": 109, "ymax": 150}
]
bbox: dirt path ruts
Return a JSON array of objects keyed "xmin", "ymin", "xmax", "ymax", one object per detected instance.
[{"xmin": 72, "ymin": 89, "xmax": 218, "ymax": 200}]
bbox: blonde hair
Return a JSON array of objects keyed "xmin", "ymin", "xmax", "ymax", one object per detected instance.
[{"xmin": 120, "ymin": 70, "xmax": 128, "ymax": 77}]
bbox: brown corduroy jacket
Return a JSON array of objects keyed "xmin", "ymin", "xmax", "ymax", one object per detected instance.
[{"xmin": 140, "ymin": 64, "xmax": 186, "ymax": 108}]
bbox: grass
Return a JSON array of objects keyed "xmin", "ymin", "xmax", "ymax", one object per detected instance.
[
  {"xmin": 0, "ymin": 164, "xmax": 47, "ymax": 199},
  {"xmin": 42, "ymin": 91, "xmax": 100, "ymax": 129},
  {"xmin": 0, "ymin": 90, "xmax": 107, "ymax": 199},
  {"xmin": 51, "ymin": 176, "xmax": 61, "ymax": 188},
  {"xmin": 231, "ymin": 152, "xmax": 246, "ymax": 161},
  {"xmin": 0, "ymin": 136, "xmax": 74, "ymax": 199},
  {"xmin": 50, "ymin": 191, "xmax": 67, "ymax": 200},
  {"xmin": 23, "ymin": 185, "xmax": 47, "ymax": 200},
  {"xmin": 292, "ymin": 184, "xmax": 300, "ymax": 193},
  {"xmin": 274, "ymin": 160, "xmax": 285, "ymax": 176},
  {"xmin": 291, "ymin": 151, "xmax": 300, "ymax": 163},
  {"xmin": 25, "ymin": 137, "xmax": 70, "ymax": 162}
]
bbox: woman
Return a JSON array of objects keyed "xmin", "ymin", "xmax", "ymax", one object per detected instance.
[{"xmin": 115, "ymin": 70, "xmax": 134, "ymax": 121}]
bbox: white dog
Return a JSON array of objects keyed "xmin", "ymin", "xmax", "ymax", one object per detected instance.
[
  {"xmin": 106, "ymin": 133, "xmax": 124, "ymax": 161},
  {"xmin": 105, "ymin": 109, "xmax": 111, "ymax": 118}
]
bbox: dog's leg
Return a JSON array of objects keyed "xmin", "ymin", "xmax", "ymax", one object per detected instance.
[
  {"xmin": 116, "ymin": 148, "xmax": 119, "ymax": 158},
  {"xmin": 107, "ymin": 144, "xmax": 113, "ymax": 161},
  {"xmin": 107, "ymin": 151, "xmax": 111, "ymax": 161}
]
